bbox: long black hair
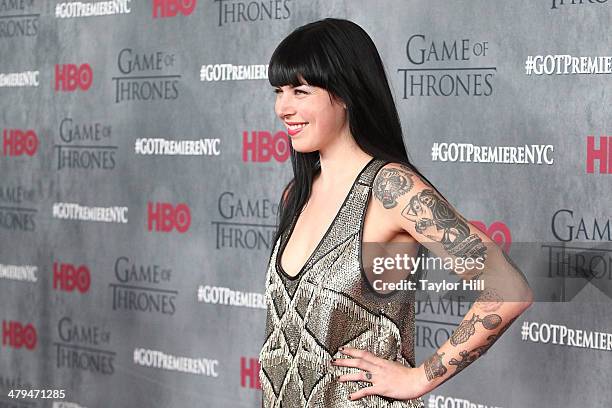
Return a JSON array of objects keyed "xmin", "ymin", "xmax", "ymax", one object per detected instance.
[{"xmin": 268, "ymin": 18, "xmax": 445, "ymax": 274}]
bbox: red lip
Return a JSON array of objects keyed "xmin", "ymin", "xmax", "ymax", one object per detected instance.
[{"xmin": 287, "ymin": 123, "xmax": 307, "ymax": 136}]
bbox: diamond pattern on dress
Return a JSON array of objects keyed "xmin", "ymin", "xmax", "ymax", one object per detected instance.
[{"xmin": 259, "ymin": 159, "xmax": 425, "ymax": 408}]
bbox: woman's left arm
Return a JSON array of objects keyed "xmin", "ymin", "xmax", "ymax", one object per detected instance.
[{"xmin": 333, "ymin": 163, "xmax": 534, "ymax": 401}]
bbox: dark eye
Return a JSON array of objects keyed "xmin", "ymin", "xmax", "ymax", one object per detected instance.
[
  {"xmin": 273, "ymin": 88, "xmax": 281, "ymax": 94},
  {"xmin": 295, "ymin": 89, "xmax": 307, "ymax": 95}
]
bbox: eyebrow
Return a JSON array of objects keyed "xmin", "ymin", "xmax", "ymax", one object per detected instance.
[{"xmin": 273, "ymin": 84, "xmax": 310, "ymax": 89}]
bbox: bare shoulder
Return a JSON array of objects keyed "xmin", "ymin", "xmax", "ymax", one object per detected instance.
[{"xmin": 371, "ymin": 162, "xmax": 432, "ymax": 210}]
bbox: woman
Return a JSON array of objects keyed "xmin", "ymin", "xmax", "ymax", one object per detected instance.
[{"xmin": 258, "ymin": 18, "xmax": 533, "ymax": 407}]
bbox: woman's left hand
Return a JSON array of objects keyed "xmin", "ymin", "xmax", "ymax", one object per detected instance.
[{"xmin": 332, "ymin": 346, "xmax": 428, "ymax": 401}]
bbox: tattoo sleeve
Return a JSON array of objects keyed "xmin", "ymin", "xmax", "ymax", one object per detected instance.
[
  {"xmin": 422, "ymin": 314, "xmax": 519, "ymax": 387},
  {"xmin": 373, "ymin": 164, "xmax": 488, "ymax": 265},
  {"xmin": 373, "ymin": 164, "xmax": 534, "ymax": 391},
  {"xmin": 448, "ymin": 316, "xmax": 518, "ymax": 376}
]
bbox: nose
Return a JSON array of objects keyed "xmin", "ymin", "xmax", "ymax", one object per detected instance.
[{"xmin": 275, "ymin": 90, "xmax": 296, "ymax": 119}]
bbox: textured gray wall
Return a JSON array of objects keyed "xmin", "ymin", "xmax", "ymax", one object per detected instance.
[{"xmin": 1, "ymin": 0, "xmax": 611, "ymax": 407}]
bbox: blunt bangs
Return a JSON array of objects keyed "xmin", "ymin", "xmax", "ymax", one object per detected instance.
[{"xmin": 268, "ymin": 25, "xmax": 337, "ymax": 91}]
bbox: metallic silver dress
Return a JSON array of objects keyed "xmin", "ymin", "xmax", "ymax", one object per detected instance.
[{"xmin": 259, "ymin": 158, "xmax": 425, "ymax": 408}]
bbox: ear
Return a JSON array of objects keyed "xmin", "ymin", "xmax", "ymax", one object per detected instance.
[{"xmin": 330, "ymin": 93, "xmax": 347, "ymax": 109}]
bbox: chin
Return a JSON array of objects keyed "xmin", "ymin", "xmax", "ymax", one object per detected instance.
[{"xmin": 291, "ymin": 141, "xmax": 319, "ymax": 154}]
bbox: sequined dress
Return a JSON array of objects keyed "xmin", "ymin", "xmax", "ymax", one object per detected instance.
[{"xmin": 259, "ymin": 157, "xmax": 425, "ymax": 408}]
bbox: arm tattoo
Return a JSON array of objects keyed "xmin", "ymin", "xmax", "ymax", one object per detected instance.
[
  {"xmin": 401, "ymin": 188, "xmax": 487, "ymax": 260},
  {"xmin": 474, "ymin": 288, "xmax": 504, "ymax": 312},
  {"xmin": 424, "ymin": 351, "xmax": 447, "ymax": 381},
  {"xmin": 448, "ymin": 350, "xmax": 479, "ymax": 374},
  {"xmin": 450, "ymin": 313, "xmax": 502, "ymax": 346},
  {"xmin": 373, "ymin": 164, "xmax": 487, "ymax": 262},
  {"xmin": 423, "ymin": 313, "xmax": 518, "ymax": 382},
  {"xmin": 372, "ymin": 167, "xmax": 414, "ymax": 209},
  {"xmin": 471, "ymin": 271, "xmax": 484, "ymax": 280},
  {"xmin": 449, "ymin": 316, "xmax": 518, "ymax": 375}
]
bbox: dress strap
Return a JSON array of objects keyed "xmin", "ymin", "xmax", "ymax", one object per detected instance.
[{"xmin": 357, "ymin": 158, "xmax": 389, "ymax": 187}]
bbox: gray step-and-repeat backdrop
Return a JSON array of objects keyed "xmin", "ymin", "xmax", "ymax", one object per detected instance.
[{"xmin": 1, "ymin": 1, "xmax": 611, "ymax": 407}]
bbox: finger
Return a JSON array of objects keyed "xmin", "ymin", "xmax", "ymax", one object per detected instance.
[
  {"xmin": 332, "ymin": 356, "xmax": 377, "ymax": 372},
  {"xmin": 338, "ymin": 347, "xmax": 380, "ymax": 365},
  {"xmin": 348, "ymin": 385, "xmax": 380, "ymax": 401},
  {"xmin": 337, "ymin": 370, "xmax": 374, "ymax": 383}
]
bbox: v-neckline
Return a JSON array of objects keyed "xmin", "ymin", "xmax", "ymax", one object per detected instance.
[{"xmin": 276, "ymin": 157, "xmax": 376, "ymax": 281}]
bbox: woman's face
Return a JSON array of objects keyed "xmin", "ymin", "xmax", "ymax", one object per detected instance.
[{"xmin": 274, "ymin": 79, "xmax": 347, "ymax": 153}]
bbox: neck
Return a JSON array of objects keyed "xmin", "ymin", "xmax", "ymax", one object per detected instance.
[{"xmin": 317, "ymin": 130, "xmax": 373, "ymax": 191}]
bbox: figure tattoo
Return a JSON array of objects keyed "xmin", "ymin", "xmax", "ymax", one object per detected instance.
[
  {"xmin": 400, "ymin": 188, "xmax": 487, "ymax": 260},
  {"xmin": 450, "ymin": 313, "xmax": 502, "ymax": 346},
  {"xmin": 424, "ymin": 352, "xmax": 447, "ymax": 381},
  {"xmin": 372, "ymin": 167, "xmax": 414, "ymax": 209}
]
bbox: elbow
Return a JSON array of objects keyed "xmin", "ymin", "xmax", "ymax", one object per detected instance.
[{"xmin": 519, "ymin": 287, "xmax": 535, "ymax": 312}]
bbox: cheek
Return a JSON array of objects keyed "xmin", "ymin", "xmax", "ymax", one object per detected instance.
[{"xmin": 311, "ymin": 107, "xmax": 345, "ymax": 130}]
